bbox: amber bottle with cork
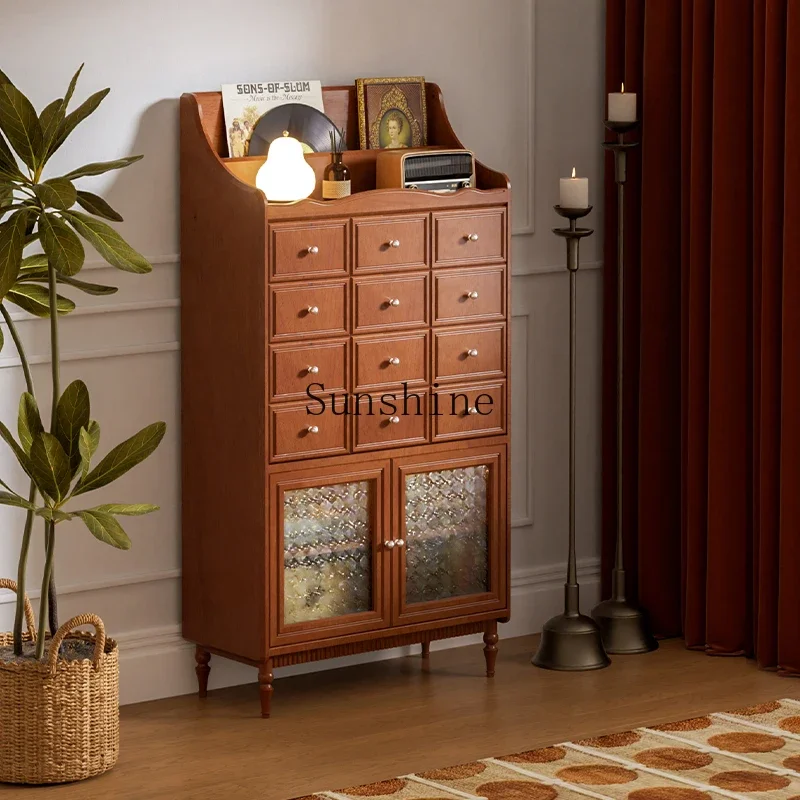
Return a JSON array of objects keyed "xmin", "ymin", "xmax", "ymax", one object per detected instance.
[{"xmin": 322, "ymin": 128, "xmax": 351, "ymax": 200}]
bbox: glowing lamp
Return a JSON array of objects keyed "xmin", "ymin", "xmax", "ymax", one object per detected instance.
[{"xmin": 255, "ymin": 132, "xmax": 316, "ymax": 202}]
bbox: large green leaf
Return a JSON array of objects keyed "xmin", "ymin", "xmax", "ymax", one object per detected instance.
[
  {"xmin": 74, "ymin": 421, "xmax": 165, "ymax": 496},
  {"xmin": 6, "ymin": 283, "xmax": 75, "ymax": 317},
  {"xmin": 63, "ymin": 210, "xmax": 150, "ymax": 273},
  {"xmin": 20, "ymin": 253, "xmax": 48, "ymax": 269},
  {"xmin": 40, "ymin": 212, "xmax": 84, "ymax": 276},
  {"xmin": 38, "ymin": 98, "xmax": 65, "ymax": 159},
  {"xmin": 0, "ymin": 490, "xmax": 35, "ymax": 511},
  {"xmin": 18, "ymin": 392, "xmax": 44, "ymax": 455},
  {"xmin": 78, "ymin": 421, "xmax": 100, "ymax": 481},
  {"xmin": 61, "ymin": 154, "xmax": 143, "ymax": 181},
  {"xmin": 16, "ymin": 267, "xmax": 118, "ymax": 296},
  {"xmin": 33, "ymin": 178, "xmax": 76, "ymax": 211},
  {"xmin": 0, "ymin": 210, "xmax": 27, "ymax": 301},
  {"xmin": 0, "ymin": 83, "xmax": 42, "ymax": 170},
  {"xmin": 75, "ymin": 190, "xmax": 123, "ymax": 222},
  {"xmin": 48, "ymin": 88, "xmax": 110, "ymax": 157},
  {"xmin": 92, "ymin": 503, "xmax": 159, "ymax": 516},
  {"xmin": 55, "ymin": 380, "xmax": 90, "ymax": 475},
  {"xmin": 0, "ymin": 132, "xmax": 19, "ymax": 179},
  {"xmin": 0, "ymin": 419, "xmax": 34, "ymax": 480},
  {"xmin": 29, "ymin": 432, "xmax": 72, "ymax": 503},
  {"xmin": 76, "ymin": 509, "xmax": 131, "ymax": 549}
]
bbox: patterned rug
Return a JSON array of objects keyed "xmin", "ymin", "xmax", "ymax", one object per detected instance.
[{"xmin": 306, "ymin": 699, "xmax": 800, "ymax": 800}]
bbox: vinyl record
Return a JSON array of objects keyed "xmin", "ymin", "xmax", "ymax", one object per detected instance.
[{"xmin": 248, "ymin": 103, "xmax": 343, "ymax": 155}]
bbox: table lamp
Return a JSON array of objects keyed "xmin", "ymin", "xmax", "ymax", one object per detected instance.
[{"xmin": 256, "ymin": 131, "xmax": 316, "ymax": 202}]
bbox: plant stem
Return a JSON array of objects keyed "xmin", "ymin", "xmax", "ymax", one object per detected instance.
[
  {"xmin": 2, "ymin": 305, "xmax": 38, "ymax": 656},
  {"xmin": 35, "ymin": 521, "xmax": 55, "ymax": 659},
  {"xmin": 47, "ymin": 263, "xmax": 60, "ymax": 637}
]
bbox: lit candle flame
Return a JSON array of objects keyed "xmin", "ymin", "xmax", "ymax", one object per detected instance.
[
  {"xmin": 621, "ymin": 82, "xmax": 625, "ymax": 93},
  {"xmin": 571, "ymin": 167, "xmax": 576, "ymax": 179}
]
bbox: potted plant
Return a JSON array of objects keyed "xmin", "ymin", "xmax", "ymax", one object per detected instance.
[{"xmin": 0, "ymin": 65, "xmax": 165, "ymax": 784}]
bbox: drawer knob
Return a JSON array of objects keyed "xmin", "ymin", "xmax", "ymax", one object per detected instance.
[
  {"xmin": 307, "ymin": 425, "xmax": 320, "ymax": 434},
  {"xmin": 467, "ymin": 232, "xmax": 480, "ymax": 242},
  {"xmin": 389, "ymin": 415, "xmax": 401, "ymax": 424},
  {"xmin": 395, "ymin": 539, "xmax": 405, "ymax": 548},
  {"xmin": 467, "ymin": 348, "xmax": 479, "ymax": 358},
  {"xmin": 467, "ymin": 406, "xmax": 479, "ymax": 416},
  {"xmin": 384, "ymin": 540, "xmax": 396, "ymax": 549},
  {"xmin": 388, "ymin": 239, "xmax": 401, "ymax": 248},
  {"xmin": 467, "ymin": 290, "xmax": 479, "ymax": 300},
  {"xmin": 307, "ymin": 245, "xmax": 319, "ymax": 255},
  {"xmin": 307, "ymin": 365, "xmax": 319, "ymax": 374},
  {"xmin": 307, "ymin": 305, "xmax": 319, "ymax": 315},
  {"xmin": 388, "ymin": 298, "xmax": 401, "ymax": 307},
  {"xmin": 388, "ymin": 356, "xmax": 401, "ymax": 366}
]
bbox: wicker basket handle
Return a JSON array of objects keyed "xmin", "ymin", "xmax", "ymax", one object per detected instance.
[
  {"xmin": 47, "ymin": 613, "xmax": 106, "ymax": 674},
  {"xmin": 0, "ymin": 577, "xmax": 36, "ymax": 643}
]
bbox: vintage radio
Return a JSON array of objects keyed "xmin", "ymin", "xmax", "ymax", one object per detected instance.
[{"xmin": 376, "ymin": 148, "xmax": 476, "ymax": 193}]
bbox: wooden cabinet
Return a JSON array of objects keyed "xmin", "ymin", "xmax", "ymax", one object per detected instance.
[{"xmin": 181, "ymin": 83, "xmax": 511, "ymax": 718}]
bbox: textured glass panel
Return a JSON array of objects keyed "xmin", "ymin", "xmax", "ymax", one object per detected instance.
[
  {"xmin": 283, "ymin": 481, "xmax": 372, "ymax": 625},
  {"xmin": 405, "ymin": 465, "xmax": 489, "ymax": 604}
]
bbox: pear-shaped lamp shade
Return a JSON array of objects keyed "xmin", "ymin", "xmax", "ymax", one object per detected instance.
[{"xmin": 255, "ymin": 131, "xmax": 316, "ymax": 202}]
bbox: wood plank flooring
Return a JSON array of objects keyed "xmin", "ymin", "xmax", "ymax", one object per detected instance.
[{"xmin": 3, "ymin": 636, "xmax": 796, "ymax": 800}]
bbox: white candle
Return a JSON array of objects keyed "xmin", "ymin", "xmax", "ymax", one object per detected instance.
[
  {"xmin": 608, "ymin": 82, "xmax": 637, "ymax": 122},
  {"xmin": 559, "ymin": 167, "xmax": 589, "ymax": 209}
]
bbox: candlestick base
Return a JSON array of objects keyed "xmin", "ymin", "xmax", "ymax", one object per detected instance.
[
  {"xmin": 604, "ymin": 119, "xmax": 638, "ymax": 135},
  {"xmin": 532, "ymin": 610, "xmax": 611, "ymax": 671},
  {"xmin": 591, "ymin": 597, "xmax": 659, "ymax": 655}
]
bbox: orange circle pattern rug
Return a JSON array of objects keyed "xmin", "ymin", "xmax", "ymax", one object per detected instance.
[{"xmin": 300, "ymin": 699, "xmax": 800, "ymax": 800}]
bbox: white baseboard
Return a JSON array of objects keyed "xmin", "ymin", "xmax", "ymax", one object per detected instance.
[{"xmin": 116, "ymin": 557, "xmax": 601, "ymax": 706}]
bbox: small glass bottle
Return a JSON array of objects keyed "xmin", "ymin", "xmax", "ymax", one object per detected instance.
[{"xmin": 322, "ymin": 151, "xmax": 351, "ymax": 200}]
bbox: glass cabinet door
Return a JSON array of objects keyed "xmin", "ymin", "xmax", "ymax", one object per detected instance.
[
  {"xmin": 270, "ymin": 464, "xmax": 391, "ymax": 645},
  {"xmin": 394, "ymin": 447, "xmax": 507, "ymax": 624}
]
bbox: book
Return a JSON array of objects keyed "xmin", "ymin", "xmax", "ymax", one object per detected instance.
[{"xmin": 221, "ymin": 81, "xmax": 325, "ymax": 157}]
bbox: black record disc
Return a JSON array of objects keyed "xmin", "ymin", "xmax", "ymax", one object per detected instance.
[{"xmin": 248, "ymin": 103, "xmax": 343, "ymax": 155}]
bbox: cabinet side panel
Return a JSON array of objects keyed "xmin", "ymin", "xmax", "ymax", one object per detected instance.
[{"xmin": 180, "ymin": 94, "xmax": 267, "ymax": 661}]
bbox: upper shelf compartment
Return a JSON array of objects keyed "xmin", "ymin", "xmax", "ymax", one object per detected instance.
[{"xmin": 180, "ymin": 83, "xmax": 510, "ymax": 219}]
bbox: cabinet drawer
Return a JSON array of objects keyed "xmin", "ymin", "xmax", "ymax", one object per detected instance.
[
  {"xmin": 270, "ymin": 220, "xmax": 348, "ymax": 280},
  {"xmin": 433, "ymin": 382, "xmax": 506, "ymax": 441},
  {"xmin": 271, "ymin": 401, "xmax": 348, "ymax": 461},
  {"xmin": 434, "ymin": 325, "xmax": 505, "ymax": 383},
  {"xmin": 354, "ymin": 393, "xmax": 429, "ymax": 451},
  {"xmin": 270, "ymin": 280, "xmax": 348, "ymax": 341},
  {"xmin": 354, "ymin": 332, "xmax": 428, "ymax": 391},
  {"xmin": 434, "ymin": 266, "xmax": 505, "ymax": 325},
  {"xmin": 433, "ymin": 208, "xmax": 505, "ymax": 266},
  {"xmin": 270, "ymin": 340, "xmax": 347, "ymax": 402},
  {"xmin": 354, "ymin": 215, "xmax": 428, "ymax": 272},
  {"xmin": 353, "ymin": 273, "xmax": 428, "ymax": 333}
]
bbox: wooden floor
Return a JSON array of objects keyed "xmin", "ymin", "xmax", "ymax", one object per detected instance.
[{"xmin": 6, "ymin": 635, "xmax": 797, "ymax": 799}]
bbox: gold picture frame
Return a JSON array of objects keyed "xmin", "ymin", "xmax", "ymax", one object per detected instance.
[{"xmin": 356, "ymin": 76, "xmax": 428, "ymax": 150}]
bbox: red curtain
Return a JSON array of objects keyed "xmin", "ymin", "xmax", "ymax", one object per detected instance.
[{"xmin": 602, "ymin": 0, "xmax": 800, "ymax": 675}]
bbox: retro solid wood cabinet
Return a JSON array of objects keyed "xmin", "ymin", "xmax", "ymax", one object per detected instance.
[{"xmin": 180, "ymin": 84, "xmax": 511, "ymax": 717}]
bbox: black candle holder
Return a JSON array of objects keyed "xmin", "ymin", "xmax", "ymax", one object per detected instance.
[
  {"xmin": 532, "ymin": 205, "xmax": 610, "ymax": 672},
  {"xmin": 590, "ymin": 120, "xmax": 658, "ymax": 655}
]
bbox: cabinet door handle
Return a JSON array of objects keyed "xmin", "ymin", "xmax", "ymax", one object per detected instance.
[
  {"xmin": 307, "ymin": 365, "xmax": 320, "ymax": 374},
  {"xmin": 307, "ymin": 306, "xmax": 319, "ymax": 315},
  {"xmin": 467, "ymin": 407, "xmax": 479, "ymax": 416},
  {"xmin": 384, "ymin": 540, "xmax": 396, "ymax": 549},
  {"xmin": 388, "ymin": 298, "xmax": 401, "ymax": 307},
  {"xmin": 388, "ymin": 356, "xmax": 401, "ymax": 366},
  {"xmin": 395, "ymin": 539, "xmax": 405, "ymax": 548},
  {"xmin": 467, "ymin": 348, "xmax": 479, "ymax": 358},
  {"xmin": 307, "ymin": 245, "xmax": 319, "ymax": 255},
  {"xmin": 389, "ymin": 416, "xmax": 401, "ymax": 424},
  {"xmin": 307, "ymin": 425, "xmax": 320, "ymax": 434},
  {"xmin": 467, "ymin": 290, "xmax": 479, "ymax": 300},
  {"xmin": 388, "ymin": 239, "xmax": 401, "ymax": 248},
  {"xmin": 467, "ymin": 232, "xmax": 480, "ymax": 242}
]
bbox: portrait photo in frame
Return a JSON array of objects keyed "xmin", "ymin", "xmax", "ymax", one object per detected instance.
[{"xmin": 356, "ymin": 77, "xmax": 428, "ymax": 150}]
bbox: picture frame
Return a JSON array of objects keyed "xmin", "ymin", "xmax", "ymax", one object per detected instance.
[{"xmin": 355, "ymin": 76, "xmax": 428, "ymax": 150}]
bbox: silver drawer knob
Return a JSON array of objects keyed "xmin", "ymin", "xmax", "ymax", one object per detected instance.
[
  {"xmin": 307, "ymin": 305, "xmax": 319, "ymax": 315},
  {"xmin": 384, "ymin": 540, "xmax": 396, "ymax": 549},
  {"xmin": 389, "ymin": 416, "xmax": 401, "ymax": 424},
  {"xmin": 388, "ymin": 298, "xmax": 401, "ymax": 307},
  {"xmin": 467, "ymin": 233, "xmax": 480, "ymax": 242},
  {"xmin": 307, "ymin": 365, "xmax": 319, "ymax": 374},
  {"xmin": 467, "ymin": 348, "xmax": 479, "ymax": 358},
  {"xmin": 467, "ymin": 407, "xmax": 479, "ymax": 415},
  {"xmin": 388, "ymin": 356, "xmax": 401, "ymax": 366},
  {"xmin": 388, "ymin": 239, "xmax": 401, "ymax": 248},
  {"xmin": 467, "ymin": 291, "xmax": 479, "ymax": 300},
  {"xmin": 395, "ymin": 539, "xmax": 405, "ymax": 548},
  {"xmin": 307, "ymin": 245, "xmax": 319, "ymax": 255},
  {"xmin": 307, "ymin": 425, "xmax": 320, "ymax": 434}
]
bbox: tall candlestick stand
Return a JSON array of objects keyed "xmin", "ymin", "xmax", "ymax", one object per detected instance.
[
  {"xmin": 532, "ymin": 205, "xmax": 610, "ymax": 672},
  {"xmin": 591, "ymin": 120, "xmax": 658, "ymax": 654}
]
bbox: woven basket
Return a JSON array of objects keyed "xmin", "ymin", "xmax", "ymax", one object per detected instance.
[{"xmin": 0, "ymin": 578, "xmax": 119, "ymax": 785}]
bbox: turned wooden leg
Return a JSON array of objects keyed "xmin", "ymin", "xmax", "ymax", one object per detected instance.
[
  {"xmin": 195, "ymin": 646, "xmax": 211, "ymax": 698},
  {"xmin": 483, "ymin": 621, "xmax": 499, "ymax": 678},
  {"xmin": 258, "ymin": 660, "xmax": 274, "ymax": 719},
  {"xmin": 421, "ymin": 641, "xmax": 430, "ymax": 659}
]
